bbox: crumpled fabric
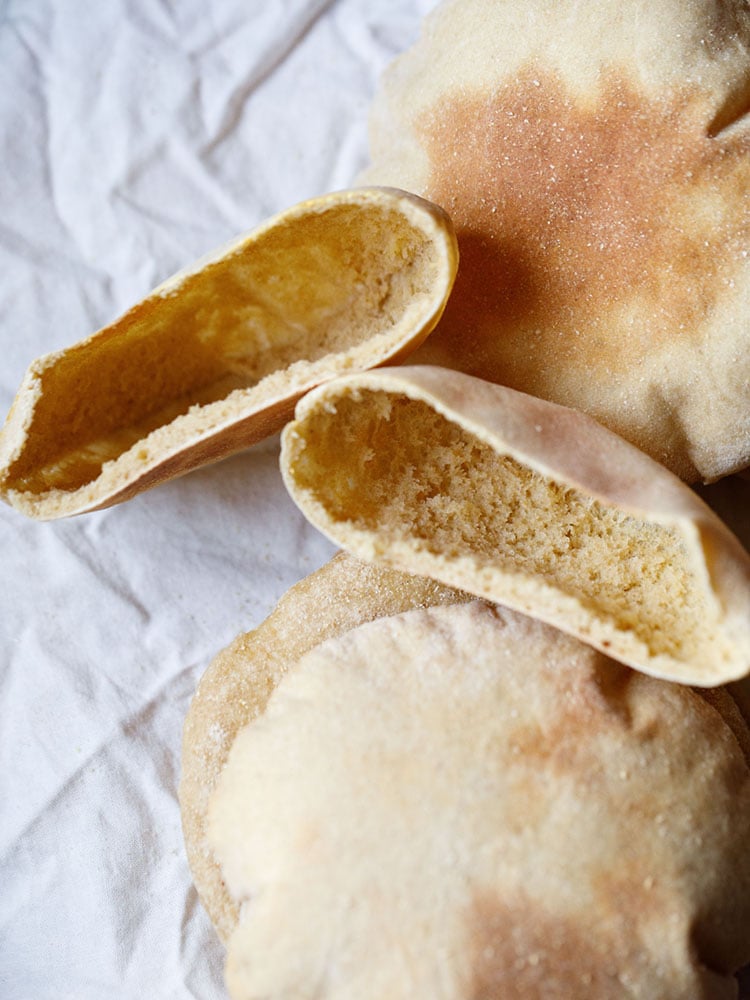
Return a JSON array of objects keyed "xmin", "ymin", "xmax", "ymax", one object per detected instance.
[
  {"xmin": 0, "ymin": 1, "xmax": 429, "ymax": 996},
  {"xmin": 0, "ymin": 1, "xmax": 748, "ymax": 998}
]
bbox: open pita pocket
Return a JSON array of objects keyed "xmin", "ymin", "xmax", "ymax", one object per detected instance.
[
  {"xmin": 179, "ymin": 552, "xmax": 466, "ymax": 943},
  {"xmin": 208, "ymin": 601, "xmax": 750, "ymax": 999},
  {"xmin": 0, "ymin": 187, "xmax": 457, "ymax": 519},
  {"xmin": 280, "ymin": 366, "xmax": 750, "ymax": 686},
  {"xmin": 359, "ymin": 0, "xmax": 750, "ymax": 483}
]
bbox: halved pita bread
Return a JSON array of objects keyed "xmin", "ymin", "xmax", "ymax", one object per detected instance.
[
  {"xmin": 0, "ymin": 188, "xmax": 457, "ymax": 519},
  {"xmin": 280, "ymin": 366, "xmax": 750, "ymax": 686},
  {"xmin": 359, "ymin": 0, "xmax": 750, "ymax": 483},
  {"xmin": 208, "ymin": 601, "xmax": 750, "ymax": 999},
  {"xmin": 179, "ymin": 552, "xmax": 466, "ymax": 942}
]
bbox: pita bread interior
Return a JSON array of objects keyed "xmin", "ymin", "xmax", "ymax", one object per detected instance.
[
  {"xmin": 280, "ymin": 365, "xmax": 750, "ymax": 687},
  {"xmin": 359, "ymin": 0, "xmax": 750, "ymax": 483},
  {"xmin": 0, "ymin": 187, "xmax": 457, "ymax": 519},
  {"xmin": 179, "ymin": 552, "xmax": 467, "ymax": 943},
  {"xmin": 207, "ymin": 601, "xmax": 750, "ymax": 1000}
]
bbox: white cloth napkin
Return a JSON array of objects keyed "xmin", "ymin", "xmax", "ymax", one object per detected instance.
[{"xmin": 1, "ymin": 2, "xmax": 748, "ymax": 998}]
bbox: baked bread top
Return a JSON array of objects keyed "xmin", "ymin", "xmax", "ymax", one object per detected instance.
[
  {"xmin": 179, "ymin": 552, "xmax": 467, "ymax": 942},
  {"xmin": 360, "ymin": 0, "xmax": 750, "ymax": 483},
  {"xmin": 208, "ymin": 600, "xmax": 750, "ymax": 999}
]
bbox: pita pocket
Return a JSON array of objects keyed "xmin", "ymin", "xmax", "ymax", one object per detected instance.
[
  {"xmin": 360, "ymin": 0, "xmax": 750, "ymax": 483},
  {"xmin": 179, "ymin": 552, "xmax": 466, "ymax": 942},
  {"xmin": 208, "ymin": 601, "xmax": 750, "ymax": 999},
  {"xmin": 280, "ymin": 366, "xmax": 750, "ymax": 686},
  {"xmin": 0, "ymin": 187, "xmax": 457, "ymax": 519}
]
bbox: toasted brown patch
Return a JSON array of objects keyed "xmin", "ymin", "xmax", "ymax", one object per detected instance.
[
  {"xmin": 417, "ymin": 67, "xmax": 749, "ymax": 386},
  {"xmin": 467, "ymin": 890, "xmax": 644, "ymax": 999},
  {"xmin": 504, "ymin": 658, "xmax": 636, "ymax": 777}
]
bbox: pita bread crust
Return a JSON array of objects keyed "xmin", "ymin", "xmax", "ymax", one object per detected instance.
[
  {"xmin": 0, "ymin": 188, "xmax": 457, "ymax": 519},
  {"xmin": 360, "ymin": 0, "xmax": 750, "ymax": 482},
  {"xmin": 208, "ymin": 602, "xmax": 750, "ymax": 999},
  {"xmin": 179, "ymin": 552, "xmax": 466, "ymax": 942},
  {"xmin": 280, "ymin": 365, "xmax": 750, "ymax": 686}
]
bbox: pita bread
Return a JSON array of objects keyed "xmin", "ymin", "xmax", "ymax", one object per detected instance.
[
  {"xmin": 179, "ymin": 552, "xmax": 467, "ymax": 942},
  {"xmin": 208, "ymin": 601, "xmax": 750, "ymax": 999},
  {"xmin": 0, "ymin": 187, "xmax": 457, "ymax": 519},
  {"xmin": 280, "ymin": 365, "xmax": 750, "ymax": 686},
  {"xmin": 359, "ymin": 0, "xmax": 750, "ymax": 483}
]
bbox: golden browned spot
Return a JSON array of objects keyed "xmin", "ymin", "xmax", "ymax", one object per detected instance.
[
  {"xmin": 466, "ymin": 889, "xmax": 652, "ymax": 999},
  {"xmin": 503, "ymin": 658, "xmax": 636, "ymax": 780},
  {"xmin": 495, "ymin": 660, "xmax": 643, "ymax": 835},
  {"xmin": 417, "ymin": 67, "xmax": 749, "ymax": 387}
]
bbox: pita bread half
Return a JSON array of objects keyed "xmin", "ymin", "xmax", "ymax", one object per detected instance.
[
  {"xmin": 280, "ymin": 365, "xmax": 750, "ymax": 686},
  {"xmin": 0, "ymin": 187, "xmax": 457, "ymax": 519},
  {"xmin": 207, "ymin": 601, "xmax": 750, "ymax": 1000},
  {"xmin": 179, "ymin": 552, "xmax": 467, "ymax": 943},
  {"xmin": 359, "ymin": 0, "xmax": 750, "ymax": 483}
]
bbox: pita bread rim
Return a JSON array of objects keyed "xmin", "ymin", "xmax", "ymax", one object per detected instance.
[
  {"xmin": 179, "ymin": 550, "xmax": 469, "ymax": 943},
  {"xmin": 280, "ymin": 365, "xmax": 750, "ymax": 686},
  {"xmin": 0, "ymin": 187, "xmax": 458, "ymax": 520}
]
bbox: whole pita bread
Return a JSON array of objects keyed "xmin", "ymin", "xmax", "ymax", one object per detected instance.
[
  {"xmin": 208, "ymin": 601, "xmax": 750, "ymax": 999},
  {"xmin": 280, "ymin": 365, "xmax": 750, "ymax": 686},
  {"xmin": 0, "ymin": 187, "xmax": 456, "ymax": 519},
  {"xmin": 179, "ymin": 552, "xmax": 466, "ymax": 942},
  {"xmin": 360, "ymin": 0, "xmax": 750, "ymax": 483}
]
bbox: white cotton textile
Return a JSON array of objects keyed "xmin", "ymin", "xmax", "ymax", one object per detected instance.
[{"xmin": 0, "ymin": 2, "xmax": 748, "ymax": 998}]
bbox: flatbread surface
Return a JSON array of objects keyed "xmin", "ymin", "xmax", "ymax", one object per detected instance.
[
  {"xmin": 208, "ymin": 601, "xmax": 750, "ymax": 999},
  {"xmin": 360, "ymin": 0, "xmax": 750, "ymax": 482},
  {"xmin": 179, "ymin": 552, "xmax": 467, "ymax": 942}
]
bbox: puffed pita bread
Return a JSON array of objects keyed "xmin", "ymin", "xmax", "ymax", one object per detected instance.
[
  {"xmin": 280, "ymin": 365, "xmax": 750, "ymax": 686},
  {"xmin": 179, "ymin": 552, "xmax": 467, "ymax": 943},
  {"xmin": 0, "ymin": 187, "xmax": 457, "ymax": 519},
  {"xmin": 208, "ymin": 601, "xmax": 750, "ymax": 999},
  {"xmin": 359, "ymin": 0, "xmax": 750, "ymax": 483}
]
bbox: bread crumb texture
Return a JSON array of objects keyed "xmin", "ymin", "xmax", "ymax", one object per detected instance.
[
  {"xmin": 0, "ymin": 189, "xmax": 456, "ymax": 517},
  {"xmin": 283, "ymin": 375, "xmax": 750, "ymax": 684}
]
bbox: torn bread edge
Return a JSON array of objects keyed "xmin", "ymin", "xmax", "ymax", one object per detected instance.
[
  {"xmin": 280, "ymin": 365, "xmax": 750, "ymax": 686},
  {"xmin": 0, "ymin": 188, "xmax": 457, "ymax": 519}
]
